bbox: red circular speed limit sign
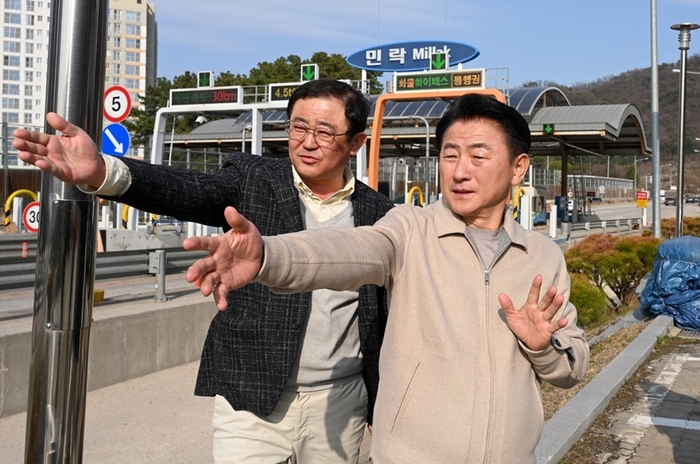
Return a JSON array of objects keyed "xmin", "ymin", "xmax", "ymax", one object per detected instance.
[
  {"xmin": 22, "ymin": 201, "xmax": 40, "ymax": 233},
  {"xmin": 103, "ymin": 85, "xmax": 132, "ymax": 123}
]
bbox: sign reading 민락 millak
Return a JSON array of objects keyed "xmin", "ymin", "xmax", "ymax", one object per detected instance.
[{"xmin": 346, "ymin": 41, "xmax": 479, "ymax": 72}]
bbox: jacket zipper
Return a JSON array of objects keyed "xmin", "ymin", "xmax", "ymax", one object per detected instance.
[{"xmin": 481, "ymin": 244, "xmax": 510, "ymax": 463}]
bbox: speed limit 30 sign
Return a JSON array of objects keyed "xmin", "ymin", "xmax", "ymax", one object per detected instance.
[
  {"xmin": 104, "ymin": 85, "xmax": 132, "ymax": 123},
  {"xmin": 22, "ymin": 201, "xmax": 40, "ymax": 233}
]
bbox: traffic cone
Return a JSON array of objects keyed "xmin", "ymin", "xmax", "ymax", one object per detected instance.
[
  {"xmin": 195, "ymin": 276, "xmax": 202, "ymax": 288},
  {"xmin": 21, "ymin": 241, "xmax": 28, "ymax": 258}
]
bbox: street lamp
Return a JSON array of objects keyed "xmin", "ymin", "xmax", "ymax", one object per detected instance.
[
  {"xmin": 670, "ymin": 22, "xmax": 700, "ymax": 236},
  {"xmin": 634, "ymin": 156, "xmax": 649, "ymax": 191}
]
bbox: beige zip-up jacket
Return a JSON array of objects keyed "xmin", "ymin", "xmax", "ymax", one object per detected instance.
[{"xmin": 257, "ymin": 198, "xmax": 589, "ymax": 463}]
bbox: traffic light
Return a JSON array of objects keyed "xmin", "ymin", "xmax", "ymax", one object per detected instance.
[
  {"xmin": 197, "ymin": 71, "xmax": 214, "ymax": 88},
  {"xmin": 430, "ymin": 52, "xmax": 448, "ymax": 71},
  {"xmin": 300, "ymin": 64, "xmax": 319, "ymax": 82}
]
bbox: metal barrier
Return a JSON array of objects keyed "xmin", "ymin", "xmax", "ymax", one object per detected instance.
[
  {"xmin": 569, "ymin": 218, "xmax": 642, "ymax": 235},
  {"xmin": 0, "ymin": 244, "xmax": 207, "ymax": 293}
]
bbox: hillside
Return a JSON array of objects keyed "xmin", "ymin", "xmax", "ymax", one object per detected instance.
[{"xmin": 522, "ymin": 54, "xmax": 700, "ymax": 193}]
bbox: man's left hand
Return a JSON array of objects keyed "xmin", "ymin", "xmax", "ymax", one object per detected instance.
[{"xmin": 498, "ymin": 275, "xmax": 568, "ymax": 351}]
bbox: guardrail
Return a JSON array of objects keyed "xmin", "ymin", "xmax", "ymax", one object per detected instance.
[
  {"xmin": 569, "ymin": 218, "xmax": 643, "ymax": 235},
  {"xmin": 0, "ymin": 244, "xmax": 207, "ymax": 293}
]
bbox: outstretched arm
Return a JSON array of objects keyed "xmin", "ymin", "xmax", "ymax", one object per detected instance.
[
  {"xmin": 498, "ymin": 274, "xmax": 568, "ymax": 352},
  {"xmin": 184, "ymin": 206, "xmax": 264, "ymax": 310},
  {"xmin": 12, "ymin": 112, "xmax": 106, "ymax": 188}
]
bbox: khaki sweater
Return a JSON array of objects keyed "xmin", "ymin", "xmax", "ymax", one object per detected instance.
[{"xmin": 258, "ymin": 199, "xmax": 589, "ymax": 463}]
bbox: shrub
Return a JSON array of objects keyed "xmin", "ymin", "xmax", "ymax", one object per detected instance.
[
  {"xmin": 596, "ymin": 236, "xmax": 661, "ymax": 306},
  {"xmin": 565, "ymin": 234, "xmax": 661, "ymax": 308},
  {"xmin": 659, "ymin": 216, "xmax": 700, "ymax": 239},
  {"xmin": 565, "ymin": 234, "xmax": 617, "ymax": 290},
  {"xmin": 569, "ymin": 273, "xmax": 608, "ymax": 327}
]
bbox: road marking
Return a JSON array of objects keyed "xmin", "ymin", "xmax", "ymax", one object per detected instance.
[{"xmin": 628, "ymin": 414, "xmax": 700, "ymax": 431}]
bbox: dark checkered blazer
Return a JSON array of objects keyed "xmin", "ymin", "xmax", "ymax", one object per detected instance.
[{"xmin": 112, "ymin": 153, "xmax": 394, "ymax": 423}]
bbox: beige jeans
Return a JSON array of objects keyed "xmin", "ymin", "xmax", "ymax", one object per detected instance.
[{"xmin": 212, "ymin": 376, "xmax": 368, "ymax": 463}]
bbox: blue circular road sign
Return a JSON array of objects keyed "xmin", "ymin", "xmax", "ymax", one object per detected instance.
[{"xmin": 102, "ymin": 123, "xmax": 131, "ymax": 157}]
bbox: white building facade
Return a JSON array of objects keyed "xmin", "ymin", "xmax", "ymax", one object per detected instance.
[{"xmin": 1, "ymin": 0, "xmax": 157, "ymax": 164}]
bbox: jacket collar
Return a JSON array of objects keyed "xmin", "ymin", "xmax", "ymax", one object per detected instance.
[{"xmin": 433, "ymin": 197, "xmax": 529, "ymax": 251}]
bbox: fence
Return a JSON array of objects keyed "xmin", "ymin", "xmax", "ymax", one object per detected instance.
[{"xmin": 0, "ymin": 233, "xmax": 206, "ymax": 296}]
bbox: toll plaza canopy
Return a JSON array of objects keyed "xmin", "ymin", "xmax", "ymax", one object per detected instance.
[{"xmin": 170, "ymin": 86, "xmax": 650, "ymax": 159}]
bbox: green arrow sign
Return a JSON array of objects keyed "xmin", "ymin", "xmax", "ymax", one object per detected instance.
[
  {"xmin": 430, "ymin": 52, "xmax": 447, "ymax": 71},
  {"xmin": 543, "ymin": 124, "xmax": 555, "ymax": 135},
  {"xmin": 198, "ymin": 71, "xmax": 212, "ymax": 88},
  {"xmin": 301, "ymin": 64, "xmax": 318, "ymax": 81}
]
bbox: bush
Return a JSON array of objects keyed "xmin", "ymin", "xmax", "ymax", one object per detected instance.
[
  {"xmin": 597, "ymin": 236, "xmax": 660, "ymax": 306},
  {"xmin": 565, "ymin": 234, "xmax": 661, "ymax": 308},
  {"xmin": 565, "ymin": 234, "xmax": 618, "ymax": 290},
  {"xmin": 656, "ymin": 216, "xmax": 700, "ymax": 239},
  {"xmin": 569, "ymin": 273, "xmax": 608, "ymax": 327}
]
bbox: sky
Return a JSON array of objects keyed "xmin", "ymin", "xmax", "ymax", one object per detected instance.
[{"xmin": 155, "ymin": 0, "xmax": 700, "ymax": 89}]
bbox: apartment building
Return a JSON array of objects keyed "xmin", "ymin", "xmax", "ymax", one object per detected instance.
[{"xmin": 1, "ymin": 0, "xmax": 157, "ymax": 164}]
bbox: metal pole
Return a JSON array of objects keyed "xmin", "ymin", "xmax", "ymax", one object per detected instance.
[
  {"xmin": 24, "ymin": 0, "xmax": 107, "ymax": 462},
  {"xmin": 168, "ymin": 115, "xmax": 176, "ymax": 166},
  {"xmin": 671, "ymin": 23, "xmax": 699, "ymax": 237},
  {"xmin": 650, "ymin": 0, "xmax": 662, "ymax": 238},
  {"xmin": 411, "ymin": 116, "xmax": 430, "ymax": 204},
  {"xmin": 2, "ymin": 122, "xmax": 8, "ymax": 207}
]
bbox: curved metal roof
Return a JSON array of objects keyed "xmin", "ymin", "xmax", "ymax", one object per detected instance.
[
  {"xmin": 529, "ymin": 104, "xmax": 650, "ymax": 157},
  {"xmin": 170, "ymin": 88, "xmax": 649, "ymax": 158},
  {"xmin": 509, "ymin": 87, "xmax": 571, "ymax": 117}
]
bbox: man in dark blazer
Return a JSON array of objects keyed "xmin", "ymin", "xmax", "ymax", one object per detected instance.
[{"xmin": 13, "ymin": 79, "xmax": 394, "ymax": 463}]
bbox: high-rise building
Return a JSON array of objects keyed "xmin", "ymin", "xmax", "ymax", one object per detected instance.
[
  {"xmin": 0, "ymin": 0, "xmax": 157, "ymax": 164},
  {"xmin": 1, "ymin": 0, "xmax": 50, "ymax": 132},
  {"xmin": 106, "ymin": 0, "xmax": 157, "ymax": 114}
]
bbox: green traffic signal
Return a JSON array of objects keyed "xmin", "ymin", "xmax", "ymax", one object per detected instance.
[
  {"xmin": 198, "ymin": 71, "xmax": 212, "ymax": 88},
  {"xmin": 301, "ymin": 64, "xmax": 318, "ymax": 81},
  {"xmin": 431, "ymin": 53, "xmax": 447, "ymax": 70}
]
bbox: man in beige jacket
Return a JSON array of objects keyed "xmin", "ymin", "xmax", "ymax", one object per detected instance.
[{"xmin": 185, "ymin": 93, "xmax": 590, "ymax": 463}]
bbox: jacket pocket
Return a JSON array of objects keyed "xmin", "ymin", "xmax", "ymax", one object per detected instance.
[{"xmin": 387, "ymin": 354, "xmax": 478, "ymax": 462}]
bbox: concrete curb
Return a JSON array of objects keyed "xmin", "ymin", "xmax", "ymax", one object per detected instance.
[
  {"xmin": 0, "ymin": 291, "xmax": 217, "ymax": 418},
  {"xmin": 535, "ymin": 314, "xmax": 674, "ymax": 464},
  {"xmin": 587, "ymin": 308, "xmax": 650, "ymax": 347}
]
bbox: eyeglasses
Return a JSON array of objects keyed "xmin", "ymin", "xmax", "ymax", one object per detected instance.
[{"xmin": 285, "ymin": 120, "xmax": 350, "ymax": 147}]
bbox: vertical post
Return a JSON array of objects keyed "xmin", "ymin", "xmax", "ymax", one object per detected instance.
[
  {"xmin": 2, "ymin": 122, "xmax": 8, "ymax": 207},
  {"xmin": 411, "ymin": 116, "xmax": 430, "ymax": 205},
  {"xmin": 650, "ymin": 0, "xmax": 662, "ymax": 238},
  {"xmin": 150, "ymin": 249, "xmax": 167, "ymax": 303},
  {"xmin": 671, "ymin": 23, "xmax": 699, "ymax": 237},
  {"xmin": 168, "ymin": 114, "xmax": 176, "ymax": 166},
  {"xmin": 24, "ymin": 0, "xmax": 108, "ymax": 462}
]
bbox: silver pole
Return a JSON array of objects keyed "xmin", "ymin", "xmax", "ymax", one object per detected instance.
[
  {"xmin": 650, "ymin": 0, "xmax": 662, "ymax": 238},
  {"xmin": 24, "ymin": 0, "xmax": 108, "ymax": 462},
  {"xmin": 671, "ymin": 22, "xmax": 699, "ymax": 237},
  {"xmin": 2, "ymin": 122, "xmax": 8, "ymax": 206},
  {"xmin": 411, "ymin": 116, "xmax": 430, "ymax": 204}
]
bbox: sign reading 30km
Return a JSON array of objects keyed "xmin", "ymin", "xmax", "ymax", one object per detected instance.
[
  {"xmin": 103, "ymin": 85, "xmax": 132, "ymax": 123},
  {"xmin": 23, "ymin": 201, "xmax": 40, "ymax": 233}
]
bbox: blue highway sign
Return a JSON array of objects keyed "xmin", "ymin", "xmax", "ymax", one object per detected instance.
[{"xmin": 102, "ymin": 123, "xmax": 131, "ymax": 157}]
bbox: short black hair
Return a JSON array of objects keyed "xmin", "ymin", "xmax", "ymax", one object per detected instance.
[
  {"xmin": 435, "ymin": 94, "xmax": 530, "ymax": 161},
  {"xmin": 287, "ymin": 78, "xmax": 370, "ymax": 137}
]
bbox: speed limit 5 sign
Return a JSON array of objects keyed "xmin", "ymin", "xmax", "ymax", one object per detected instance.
[{"xmin": 104, "ymin": 86, "xmax": 132, "ymax": 123}]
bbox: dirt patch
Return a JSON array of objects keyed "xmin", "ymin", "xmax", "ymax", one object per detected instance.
[
  {"xmin": 555, "ymin": 334, "xmax": 700, "ymax": 464},
  {"xmin": 540, "ymin": 320, "xmax": 650, "ymax": 422}
]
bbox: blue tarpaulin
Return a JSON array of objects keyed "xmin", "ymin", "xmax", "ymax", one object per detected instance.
[{"xmin": 640, "ymin": 236, "xmax": 700, "ymax": 330}]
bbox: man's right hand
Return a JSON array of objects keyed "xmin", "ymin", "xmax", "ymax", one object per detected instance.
[
  {"xmin": 12, "ymin": 112, "xmax": 106, "ymax": 188},
  {"xmin": 184, "ymin": 207, "xmax": 264, "ymax": 310}
]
